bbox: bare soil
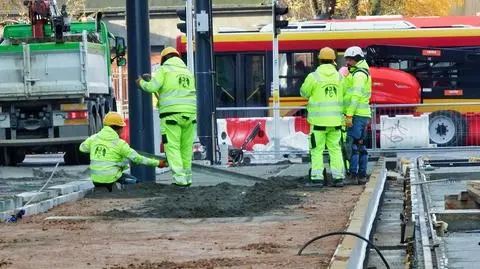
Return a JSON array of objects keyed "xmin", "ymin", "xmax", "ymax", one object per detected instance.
[{"xmin": 0, "ymin": 178, "xmax": 363, "ymax": 269}]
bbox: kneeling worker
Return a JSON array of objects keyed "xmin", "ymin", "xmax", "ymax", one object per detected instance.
[
  {"xmin": 79, "ymin": 112, "xmax": 167, "ymax": 192},
  {"xmin": 300, "ymin": 47, "xmax": 345, "ymax": 187}
]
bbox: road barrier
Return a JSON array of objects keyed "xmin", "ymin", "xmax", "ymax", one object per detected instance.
[
  {"xmin": 215, "ymin": 102, "xmax": 480, "ymax": 162},
  {"xmin": 120, "ymin": 102, "xmax": 480, "ymax": 164}
]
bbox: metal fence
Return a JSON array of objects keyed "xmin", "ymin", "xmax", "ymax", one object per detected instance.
[{"xmin": 214, "ymin": 102, "xmax": 480, "ymax": 164}]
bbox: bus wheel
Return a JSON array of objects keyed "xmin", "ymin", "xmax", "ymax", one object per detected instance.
[{"xmin": 429, "ymin": 110, "xmax": 466, "ymax": 147}]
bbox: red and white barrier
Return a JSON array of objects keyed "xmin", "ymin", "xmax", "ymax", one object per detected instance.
[
  {"xmin": 217, "ymin": 116, "xmax": 310, "ymax": 152},
  {"xmin": 123, "ymin": 112, "xmax": 311, "ymax": 156}
]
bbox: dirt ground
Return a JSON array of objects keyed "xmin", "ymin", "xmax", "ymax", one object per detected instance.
[{"xmin": 0, "ymin": 177, "xmax": 363, "ymax": 269}]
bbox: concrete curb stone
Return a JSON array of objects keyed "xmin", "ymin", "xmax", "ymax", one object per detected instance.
[{"xmin": 2, "ymin": 180, "xmax": 94, "ymax": 221}]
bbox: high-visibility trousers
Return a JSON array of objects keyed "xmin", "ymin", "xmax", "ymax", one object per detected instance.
[
  {"xmin": 161, "ymin": 112, "xmax": 196, "ymax": 185},
  {"xmin": 310, "ymin": 126, "xmax": 345, "ymax": 182}
]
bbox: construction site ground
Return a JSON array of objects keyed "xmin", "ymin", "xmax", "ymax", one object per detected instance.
[{"xmin": 0, "ymin": 160, "xmax": 371, "ymax": 269}]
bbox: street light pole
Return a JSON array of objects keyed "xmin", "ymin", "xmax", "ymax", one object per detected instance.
[
  {"xmin": 186, "ymin": 0, "xmax": 195, "ymax": 74},
  {"xmin": 126, "ymin": 0, "xmax": 155, "ymax": 181},
  {"xmin": 195, "ymin": 0, "xmax": 215, "ymax": 163}
]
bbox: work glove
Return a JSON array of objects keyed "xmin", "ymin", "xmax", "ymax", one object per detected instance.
[
  {"xmin": 141, "ymin": 73, "xmax": 152, "ymax": 81},
  {"xmin": 345, "ymin": 115, "xmax": 353, "ymax": 128},
  {"xmin": 158, "ymin": 160, "xmax": 168, "ymax": 168}
]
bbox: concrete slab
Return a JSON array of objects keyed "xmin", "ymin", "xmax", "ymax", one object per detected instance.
[
  {"xmin": 16, "ymin": 191, "xmax": 49, "ymax": 205},
  {"xmin": 0, "ymin": 197, "xmax": 22, "ymax": 212},
  {"xmin": 48, "ymin": 183, "xmax": 78, "ymax": 195}
]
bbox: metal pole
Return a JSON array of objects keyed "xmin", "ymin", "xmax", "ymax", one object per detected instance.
[
  {"xmin": 118, "ymin": 65, "xmax": 123, "ymax": 115},
  {"xmin": 371, "ymin": 104, "xmax": 377, "ymax": 150},
  {"xmin": 195, "ymin": 0, "xmax": 215, "ymax": 163},
  {"xmin": 272, "ymin": 0, "xmax": 280, "ymax": 159},
  {"xmin": 126, "ymin": 0, "xmax": 155, "ymax": 181},
  {"xmin": 186, "ymin": 0, "xmax": 195, "ymax": 74}
]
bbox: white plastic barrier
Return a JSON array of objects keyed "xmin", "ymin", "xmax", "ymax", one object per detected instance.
[
  {"xmin": 217, "ymin": 116, "xmax": 309, "ymax": 153},
  {"xmin": 265, "ymin": 117, "xmax": 296, "ymax": 141},
  {"xmin": 216, "ymin": 118, "xmax": 233, "ymax": 146},
  {"xmin": 380, "ymin": 114, "xmax": 430, "ymax": 148}
]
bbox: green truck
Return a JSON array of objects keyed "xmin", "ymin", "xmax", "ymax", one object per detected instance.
[{"xmin": 0, "ymin": 10, "xmax": 126, "ymax": 165}]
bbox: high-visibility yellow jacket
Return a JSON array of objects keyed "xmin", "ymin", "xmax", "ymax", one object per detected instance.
[
  {"xmin": 300, "ymin": 64, "xmax": 344, "ymax": 127},
  {"xmin": 79, "ymin": 126, "xmax": 159, "ymax": 183},
  {"xmin": 139, "ymin": 57, "xmax": 197, "ymax": 115},
  {"xmin": 343, "ymin": 60, "xmax": 372, "ymax": 118}
]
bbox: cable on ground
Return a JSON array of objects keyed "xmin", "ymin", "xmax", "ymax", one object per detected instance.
[{"xmin": 297, "ymin": 231, "xmax": 390, "ymax": 269}]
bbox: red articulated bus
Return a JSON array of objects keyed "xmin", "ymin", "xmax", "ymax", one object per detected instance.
[{"xmin": 177, "ymin": 16, "xmax": 480, "ymax": 148}]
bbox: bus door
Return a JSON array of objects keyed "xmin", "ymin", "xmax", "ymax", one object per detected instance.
[{"xmin": 215, "ymin": 53, "xmax": 267, "ymax": 118}]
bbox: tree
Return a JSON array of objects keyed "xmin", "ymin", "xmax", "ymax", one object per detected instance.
[
  {"xmin": 283, "ymin": 0, "xmax": 337, "ymax": 20},
  {"xmin": 283, "ymin": 0, "xmax": 464, "ymax": 20}
]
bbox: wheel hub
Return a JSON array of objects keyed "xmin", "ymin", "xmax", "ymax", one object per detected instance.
[
  {"xmin": 429, "ymin": 115, "xmax": 456, "ymax": 145},
  {"xmin": 435, "ymin": 123, "xmax": 448, "ymax": 137}
]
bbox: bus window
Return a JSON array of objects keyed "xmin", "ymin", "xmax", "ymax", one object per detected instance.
[
  {"xmin": 215, "ymin": 55, "xmax": 236, "ymax": 107},
  {"xmin": 244, "ymin": 55, "xmax": 266, "ymax": 107},
  {"xmin": 279, "ymin": 52, "xmax": 315, "ymax": 97}
]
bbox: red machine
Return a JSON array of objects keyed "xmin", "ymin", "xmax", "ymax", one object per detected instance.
[
  {"xmin": 24, "ymin": 0, "xmax": 69, "ymax": 39},
  {"xmin": 25, "ymin": 0, "xmax": 50, "ymax": 38}
]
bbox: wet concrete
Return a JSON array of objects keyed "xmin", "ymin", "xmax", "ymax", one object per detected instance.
[{"xmin": 96, "ymin": 177, "xmax": 313, "ymax": 219}]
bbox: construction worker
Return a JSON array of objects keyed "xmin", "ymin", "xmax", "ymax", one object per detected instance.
[
  {"xmin": 137, "ymin": 47, "xmax": 196, "ymax": 187},
  {"xmin": 343, "ymin": 46, "xmax": 372, "ymax": 185},
  {"xmin": 300, "ymin": 47, "xmax": 345, "ymax": 187},
  {"xmin": 79, "ymin": 112, "xmax": 167, "ymax": 192}
]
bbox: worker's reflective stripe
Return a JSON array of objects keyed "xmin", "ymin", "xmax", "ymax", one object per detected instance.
[
  {"xmin": 150, "ymin": 78, "xmax": 162, "ymax": 89},
  {"xmin": 141, "ymin": 158, "xmax": 153, "ymax": 166},
  {"xmin": 331, "ymin": 168, "xmax": 345, "ymax": 179},
  {"xmin": 312, "ymin": 72, "xmax": 322, "ymax": 83},
  {"xmin": 159, "ymin": 90, "xmax": 196, "ymax": 99},
  {"xmin": 162, "ymin": 65, "xmax": 175, "ymax": 72},
  {"xmin": 308, "ymin": 111, "xmax": 343, "ymax": 117},
  {"xmin": 79, "ymin": 144, "xmax": 88, "ymax": 152},
  {"xmin": 90, "ymin": 168, "xmax": 119, "ymax": 175},
  {"xmin": 308, "ymin": 101, "xmax": 343, "ymax": 107},
  {"xmin": 128, "ymin": 151, "xmax": 141, "ymax": 160},
  {"xmin": 91, "ymin": 160, "xmax": 123, "ymax": 167},
  {"xmin": 159, "ymin": 99, "xmax": 197, "ymax": 107},
  {"xmin": 348, "ymin": 86, "xmax": 363, "ymax": 94},
  {"xmin": 310, "ymin": 169, "xmax": 324, "ymax": 180},
  {"xmin": 344, "ymin": 101, "xmax": 370, "ymax": 109}
]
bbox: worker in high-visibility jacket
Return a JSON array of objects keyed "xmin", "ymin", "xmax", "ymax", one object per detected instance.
[
  {"xmin": 343, "ymin": 46, "xmax": 372, "ymax": 185},
  {"xmin": 300, "ymin": 47, "xmax": 345, "ymax": 187},
  {"xmin": 79, "ymin": 112, "xmax": 167, "ymax": 192},
  {"xmin": 137, "ymin": 47, "xmax": 197, "ymax": 187}
]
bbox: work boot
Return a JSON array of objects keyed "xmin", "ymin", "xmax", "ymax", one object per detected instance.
[
  {"xmin": 333, "ymin": 179, "xmax": 344, "ymax": 188},
  {"xmin": 305, "ymin": 180, "xmax": 325, "ymax": 188},
  {"xmin": 358, "ymin": 176, "xmax": 369, "ymax": 185},
  {"xmin": 172, "ymin": 182, "xmax": 190, "ymax": 188},
  {"xmin": 344, "ymin": 173, "xmax": 358, "ymax": 185}
]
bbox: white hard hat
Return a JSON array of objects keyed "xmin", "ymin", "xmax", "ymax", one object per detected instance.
[{"xmin": 344, "ymin": 46, "xmax": 364, "ymax": 58}]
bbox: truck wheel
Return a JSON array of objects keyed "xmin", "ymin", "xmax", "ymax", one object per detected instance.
[
  {"xmin": 96, "ymin": 109, "xmax": 103, "ymax": 132},
  {"xmin": 11, "ymin": 149, "xmax": 25, "ymax": 165},
  {"xmin": 429, "ymin": 110, "xmax": 466, "ymax": 147},
  {"xmin": 89, "ymin": 112, "xmax": 97, "ymax": 135},
  {"xmin": 0, "ymin": 148, "xmax": 24, "ymax": 166},
  {"xmin": 0, "ymin": 147, "xmax": 8, "ymax": 166}
]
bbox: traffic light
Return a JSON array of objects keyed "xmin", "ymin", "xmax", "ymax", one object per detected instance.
[
  {"xmin": 273, "ymin": 2, "xmax": 289, "ymax": 37},
  {"xmin": 176, "ymin": 7, "xmax": 187, "ymax": 33}
]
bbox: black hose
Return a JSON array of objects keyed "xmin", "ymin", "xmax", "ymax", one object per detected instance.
[{"xmin": 297, "ymin": 231, "xmax": 390, "ymax": 269}]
